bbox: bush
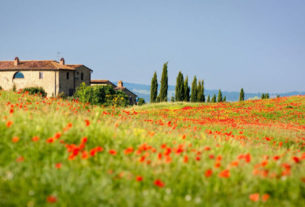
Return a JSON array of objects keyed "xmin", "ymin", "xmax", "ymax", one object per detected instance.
[
  {"xmin": 0, "ymin": 86, "xmax": 2, "ymax": 90},
  {"xmin": 23, "ymin": 87, "xmax": 47, "ymax": 97},
  {"xmin": 138, "ymin": 98, "xmax": 146, "ymax": 105},
  {"xmin": 74, "ymin": 83, "xmax": 129, "ymax": 106}
]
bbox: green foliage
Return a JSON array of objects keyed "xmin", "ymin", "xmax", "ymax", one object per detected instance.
[
  {"xmin": 159, "ymin": 62, "xmax": 168, "ymax": 102},
  {"xmin": 240, "ymin": 88, "xmax": 245, "ymax": 101},
  {"xmin": 261, "ymin": 93, "xmax": 270, "ymax": 99},
  {"xmin": 74, "ymin": 83, "xmax": 129, "ymax": 106},
  {"xmin": 171, "ymin": 96, "xmax": 175, "ymax": 102},
  {"xmin": 223, "ymin": 96, "xmax": 227, "ymax": 102},
  {"xmin": 175, "ymin": 71, "xmax": 184, "ymax": 101},
  {"xmin": 217, "ymin": 89, "xmax": 223, "ymax": 102},
  {"xmin": 137, "ymin": 98, "xmax": 145, "ymax": 106},
  {"xmin": 183, "ymin": 76, "xmax": 190, "ymax": 102},
  {"xmin": 197, "ymin": 80, "xmax": 205, "ymax": 102},
  {"xmin": 0, "ymin": 86, "xmax": 2, "ymax": 90},
  {"xmin": 211, "ymin": 94, "xmax": 216, "ymax": 103},
  {"xmin": 207, "ymin": 95, "xmax": 210, "ymax": 102},
  {"xmin": 190, "ymin": 76, "xmax": 197, "ymax": 102},
  {"xmin": 22, "ymin": 87, "xmax": 47, "ymax": 97},
  {"xmin": 150, "ymin": 72, "xmax": 158, "ymax": 103}
]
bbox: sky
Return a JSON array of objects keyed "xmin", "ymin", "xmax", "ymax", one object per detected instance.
[{"xmin": 0, "ymin": 0, "xmax": 305, "ymax": 93}]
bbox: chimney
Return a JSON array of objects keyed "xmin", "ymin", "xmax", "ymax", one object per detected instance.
[
  {"xmin": 14, "ymin": 57, "xmax": 20, "ymax": 66},
  {"xmin": 59, "ymin": 57, "xmax": 65, "ymax": 65},
  {"xmin": 118, "ymin": 80, "xmax": 123, "ymax": 88}
]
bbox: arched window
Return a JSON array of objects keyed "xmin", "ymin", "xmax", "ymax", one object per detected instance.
[
  {"xmin": 13, "ymin": 72, "xmax": 24, "ymax": 79},
  {"xmin": 81, "ymin": 72, "xmax": 84, "ymax": 80}
]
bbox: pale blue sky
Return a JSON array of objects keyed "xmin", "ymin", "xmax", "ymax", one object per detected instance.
[{"xmin": 0, "ymin": 0, "xmax": 304, "ymax": 92}]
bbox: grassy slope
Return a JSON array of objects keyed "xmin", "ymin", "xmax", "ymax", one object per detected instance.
[{"xmin": 0, "ymin": 91, "xmax": 304, "ymax": 207}]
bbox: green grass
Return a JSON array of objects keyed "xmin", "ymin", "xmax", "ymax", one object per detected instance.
[{"xmin": 0, "ymin": 91, "xmax": 304, "ymax": 207}]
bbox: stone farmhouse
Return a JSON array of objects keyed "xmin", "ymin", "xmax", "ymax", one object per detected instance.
[{"xmin": 0, "ymin": 57, "xmax": 137, "ymax": 104}]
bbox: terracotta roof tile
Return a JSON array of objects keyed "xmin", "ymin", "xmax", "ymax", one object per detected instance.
[{"xmin": 0, "ymin": 60, "xmax": 75, "ymax": 70}]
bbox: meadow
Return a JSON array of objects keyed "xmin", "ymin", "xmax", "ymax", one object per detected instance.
[{"xmin": 0, "ymin": 91, "xmax": 304, "ymax": 207}]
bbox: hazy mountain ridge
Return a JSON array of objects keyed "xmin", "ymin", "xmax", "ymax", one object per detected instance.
[{"xmin": 122, "ymin": 82, "xmax": 305, "ymax": 103}]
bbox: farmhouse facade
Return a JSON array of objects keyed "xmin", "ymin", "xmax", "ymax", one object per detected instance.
[
  {"xmin": 0, "ymin": 57, "xmax": 138, "ymax": 104},
  {"xmin": 0, "ymin": 57, "xmax": 92, "ymax": 96}
]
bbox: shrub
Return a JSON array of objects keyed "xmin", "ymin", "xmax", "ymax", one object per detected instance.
[
  {"xmin": 0, "ymin": 86, "xmax": 2, "ymax": 90},
  {"xmin": 138, "ymin": 98, "xmax": 145, "ymax": 105},
  {"xmin": 23, "ymin": 87, "xmax": 47, "ymax": 97},
  {"xmin": 74, "ymin": 83, "xmax": 129, "ymax": 106}
]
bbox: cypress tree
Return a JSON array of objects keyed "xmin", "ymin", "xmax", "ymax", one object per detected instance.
[
  {"xmin": 207, "ymin": 95, "xmax": 210, "ymax": 102},
  {"xmin": 202, "ymin": 80, "xmax": 205, "ymax": 102},
  {"xmin": 223, "ymin": 96, "xmax": 226, "ymax": 102},
  {"xmin": 211, "ymin": 94, "xmax": 216, "ymax": 103},
  {"xmin": 217, "ymin": 89, "xmax": 223, "ymax": 102},
  {"xmin": 159, "ymin": 62, "xmax": 168, "ymax": 102},
  {"xmin": 175, "ymin": 71, "xmax": 184, "ymax": 101},
  {"xmin": 150, "ymin": 72, "xmax": 158, "ymax": 103},
  {"xmin": 197, "ymin": 80, "xmax": 204, "ymax": 102},
  {"xmin": 184, "ymin": 76, "xmax": 190, "ymax": 102},
  {"xmin": 191, "ymin": 76, "xmax": 197, "ymax": 102},
  {"xmin": 239, "ymin": 88, "xmax": 245, "ymax": 101}
]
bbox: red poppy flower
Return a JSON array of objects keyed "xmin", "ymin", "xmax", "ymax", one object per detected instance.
[
  {"xmin": 136, "ymin": 176, "xmax": 143, "ymax": 182},
  {"xmin": 219, "ymin": 169, "xmax": 230, "ymax": 178},
  {"xmin": 55, "ymin": 163, "xmax": 62, "ymax": 169},
  {"xmin": 12, "ymin": 136, "xmax": 19, "ymax": 143},
  {"xmin": 47, "ymin": 195, "xmax": 57, "ymax": 203},
  {"xmin": 6, "ymin": 120, "xmax": 13, "ymax": 128},
  {"xmin": 205, "ymin": 169, "xmax": 213, "ymax": 177},
  {"xmin": 262, "ymin": 194, "xmax": 270, "ymax": 202},
  {"xmin": 154, "ymin": 179, "xmax": 165, "ymax": 188},
  {"xmin": 249, "ymin": 193, "xmax": 259, "ymax": 202},
  {"xmin": 109, "ymin": 149, "xmax": 117, "ymax": 155},
  {"xmin": 32, "ymin": 136, "xmax": 40, "ymax": 142},
  {"xmin": 85, "ymin": 119, "xmax": 90, "ymax": 126}
]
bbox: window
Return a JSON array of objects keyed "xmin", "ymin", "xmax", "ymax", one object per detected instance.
[
  {"xmin": 13, "ymin": 72, "xmax": 24, "ymax": 79},
  {"xmin": 39, "ymin": 72, "xmax": 43, "ymax": 79},
  {"xmin": 81, "ymin": 72, "xmax": 84, "ymax": 80},
  {"xmin": 66, "ymin": 72, "xmax": 69, "ymax": 80}
]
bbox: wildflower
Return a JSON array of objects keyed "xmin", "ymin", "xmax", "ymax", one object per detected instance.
[
  {"xmin": 183, "ymin": 155, "xmax": 188, "ymax": 163},
  {"xmin": 54, "ymin": 132, "xmax": 61, "ymax": 139},
  {"xmin": 12, "ymin": 136, "xmax": 19, "ymax": 143},
  {"xmin": 46, "ymin": 137, "xmax": 54, "ymax": 143},
  {"xmin": 219, "ymin": 169, "xmax": 230, "ymax": 178},
  {"xmin": 154, "ymin": 179, "xmax": 165, "ymax": 188},
  {"xmin": 292, "ymin": 156, "xmax": 301, "ymax": 163},
  {"xmin": 85, "ymin": 119, "xmax": 90, "ymax": 126},
  {"xmin": 6, "ymin": 120, "xmax": 13, "ymax": 128},
  {"xmin": 124, "ymin": 147, "xmax": 134, "ymax": 155},
  {"xmin": 55, "ymin": 163, "xmax": 62, "ymax": 169},
  {"xmin": 136, "ymin": 176, "xmax": 143, "ymax": 182},
  {"xmin": 9, "ymin": 108, "xmax": 14, "ymax": 114},
  {"xmin": 204, "ymin": 169, "xmax": 213, "ymax": 177},
  {"xmin": 262, "ymin": 194, "xmax": 270, "ymax": 202},
  {"xmin": 249, "ymin": 193, "xmax": 259, "ymax": 202},
  {"xmin": 32, "ymin": 136, "xmax": 40, "ymax": 142},
  {"xmin": 109, "ymin": 149, "xmax": 117, "ymax": 155},
  {"xmin": 46, "ymin": 195, "xmax": 57, "ymax": 203},
  {"xmin": 16, "ymin": 156, "xmax": 24, "ymax": 162}
]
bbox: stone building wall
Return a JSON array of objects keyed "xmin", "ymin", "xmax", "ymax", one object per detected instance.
[
  {"xmin": 58, "ymin": 70, "xmax": 75, "ymax": 96},
  {"xmin": 0, "ymin": 70, "xmax": 57, "ymax": 96},
  {"xmin": 74, "ymin": 66, "xmax": 91, "ymax": 88}
]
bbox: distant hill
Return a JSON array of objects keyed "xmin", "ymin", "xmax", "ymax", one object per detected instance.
[{"xmin": 122, "ymin": 82, "xmax": 305, "ymax": 103}]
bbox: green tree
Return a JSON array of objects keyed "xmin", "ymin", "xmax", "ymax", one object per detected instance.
[
  {"xmin": 223, "ymin": 96, "xmax": 226, "ymax": 102},
  {"xmin": 211, "ymin": 94, "xmax": 216, "ymax": 103},
  {"xmin": 190, "ymin": 76, "xmax": 197, "ymax": 102},
  {"xmin": 217, "ymin": 89, "xmax": 223, "ymax": 102},
  {"xmin": 239, "ymin": 88, "xmax": 245, "ymax": 101},
  {"xmin": 197, "ymin": 80, "xmax": 204, "ymax": 102},
  {"xmin": 175, "ymin": 71, "xmax": 184, "ymax": 101},
  {"xmin": 183, "ymin": 76, "xmax": 190, "ymax": 102},
  {"xmin": 159, "ymin": 62, "xmax": 168, "ymax": 102},
  {"xmin": 150, "ymin": 72, "xmax": 158, "ymax": 103},
  {"xmin": 138, "ymin": 98, "xmax": 145, "ymax": 105},
  {"xmin": 207, "ymin": 95, "xmax": 210, "ymax": 102}
]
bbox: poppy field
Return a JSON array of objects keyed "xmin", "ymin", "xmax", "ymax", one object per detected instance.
[{"xmin": 0, "ymin": 91, "xmax": 305, "ymax": 207}]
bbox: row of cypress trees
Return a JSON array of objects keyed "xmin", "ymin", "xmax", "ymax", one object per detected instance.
[
  {"xmin": 150, "ymin": 62, "xmax": 168, "ymax": 103},
  {"xmin": 151, "ymin": 63, "xmax": 272, "ymax": 103}
]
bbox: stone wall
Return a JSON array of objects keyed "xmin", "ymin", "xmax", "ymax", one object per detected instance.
[
  {"xmin": 58, "ymin": 70, "xmax": 75, "ymax": 96},
  {"xmin": 74, "ymin": 66, "xmax": 91, "ymax": 88},
  {"xmin": 0, "ymin": 70, "xmax": 57, "ymax": 97}
]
